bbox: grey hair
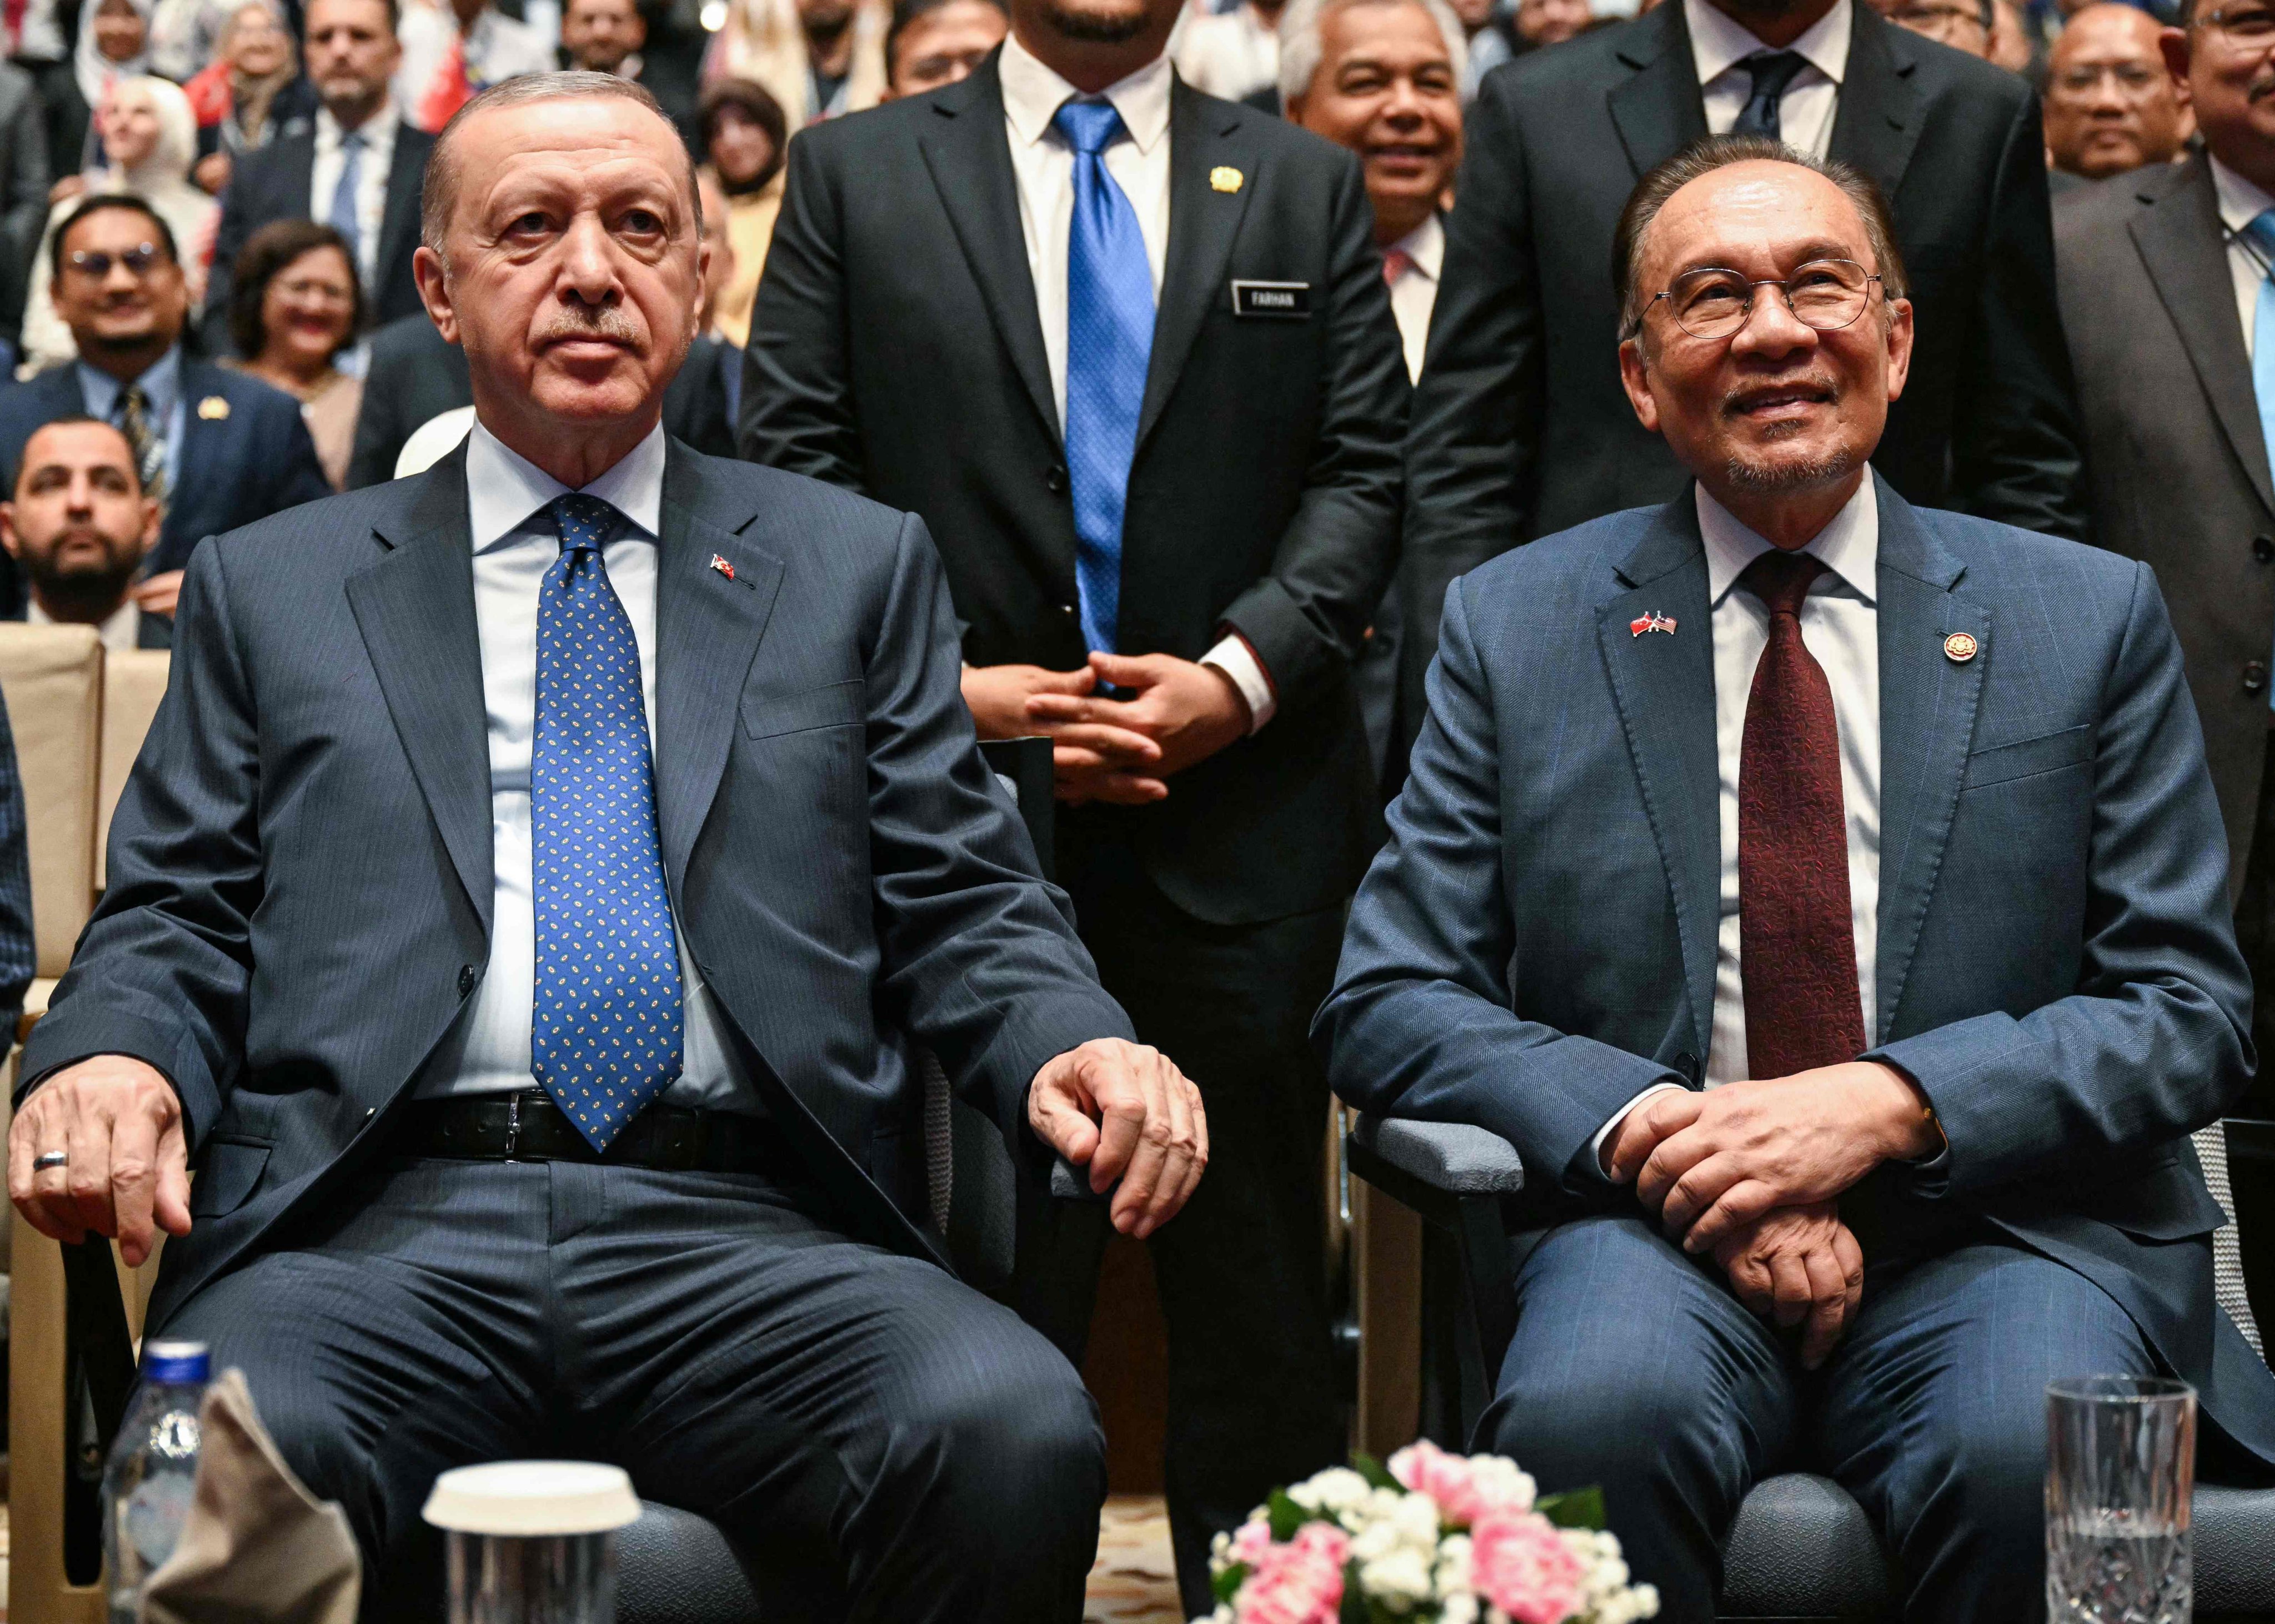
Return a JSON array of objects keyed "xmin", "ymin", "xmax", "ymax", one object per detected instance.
[
  {"xmin": 1277, "ymin": 0, "xmax": 1468, "ymax": 107},
  {"xmin": 420, "ymin": 70, "xmax": 703, "ymax": 259},
  {"xmin": 1612, "ymin": 134, "xmax": 1908, "ymax": 340}
]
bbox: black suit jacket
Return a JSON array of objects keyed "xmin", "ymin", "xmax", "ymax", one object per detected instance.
[
  {"xmin": 742, "ymin": 55, "xmax": 1410, "ymax": 924},
  {"xmin": 1395, "ymin": 1, "xmax": 2089, "ymax": 777},
  {"xmin": 346, "ymin": 314, "xmax": 740, "ymax": 489},
  {"xmin": 22, "ymin": 439, "xmax": 1134, "ymax": 1334},
  {"xmin": 206, "ymin": 119, "xmax": 436, "ymax": 343},
  {"xmin": 0, "ymin": 358, "xmax": 332, "ymax": 616}
]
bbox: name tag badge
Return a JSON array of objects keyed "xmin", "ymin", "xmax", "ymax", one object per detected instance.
[{"xmin": 1231, "ymin": 279, "xmax": 1311, "ymax": 319}]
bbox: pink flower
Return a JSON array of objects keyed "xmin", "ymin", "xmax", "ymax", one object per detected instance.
[
  {"xmin": 1392, "ymin": 1440, "xmax": 1481, "ymax": 1521},
  {"xmin": 1234, "ymin": 1522, "xmax": 1350, "ymax": 1624},
  {"xmin": 1226, "ymin": 1517, "xmax": 1277, "ymax": 1569},
  {"xmin": 1469, "ymin": 1511, "xmax": 1589, "ymax": 1624}
]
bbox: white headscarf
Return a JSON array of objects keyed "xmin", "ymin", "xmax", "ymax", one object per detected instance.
[{"xmin": 73, "ymin": 0, "xmax": 154, "ymax": 119}]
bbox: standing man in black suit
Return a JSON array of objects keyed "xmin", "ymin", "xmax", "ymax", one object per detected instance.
[
  {"xmin": 207, "ymin": 0, "xmax": 437, "ymax": 341},
  {"xmin": 1, "ymin": 417, "xmax": 170, "ymax": 648},
  {"xmin": 741, "ymin": 0, "xmax": 1407, "ymax": 1604},
  {"xmin": 1393, "ymin": 0, "xmax": 2088, "ymax": 779}
]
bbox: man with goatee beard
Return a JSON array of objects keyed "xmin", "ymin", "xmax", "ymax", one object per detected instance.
[
  {"xmin": 1386, "ymin": 0, "xmax": 2088, "ymax": 791},
  {"xmin": 741, "ymin": 0, "xmax": 1407, "ymax": 1601},
  {"xmin": 0, "ymin": 417, "xmax": 168, "ymax": 649}
]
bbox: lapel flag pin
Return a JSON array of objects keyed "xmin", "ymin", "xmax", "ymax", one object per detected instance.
[
  {"xmin": 1628, "ymin": 610, "xmax": 1677, "ymax": 638},
  {"xmin": 709, "ymin": 554, "xmax": 735, "ymax": 581},
  {"xmin": 1943, "ymin": 631, "xmax": 1978, "ymax": 663},
  {"xmin": 1210, "ymin": 166, "xmax": 1244, "ymax": 193},
  {"xmin": 197, "ymin": 395, "xmax": 229, "ymax": 420}
]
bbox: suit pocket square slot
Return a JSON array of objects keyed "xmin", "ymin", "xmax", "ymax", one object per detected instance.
[
  {"xmin": 741, "ymin": 679, "xmax": 865, "ymax": 740},
  {"xmin": 1961, "ymin": 723, "xmax": 2093, "ymax": 790}
]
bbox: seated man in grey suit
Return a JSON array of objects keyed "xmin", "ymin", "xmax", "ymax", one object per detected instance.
[
  {"xmin": 9, "ymin": 71, "xmax": 1206, "ymax": 1622},
  {"xmin": 1317, "ymin": 136, "xmax": 2275, "ymax": 1623}
]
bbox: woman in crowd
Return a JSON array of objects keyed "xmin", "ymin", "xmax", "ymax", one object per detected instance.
[
  {"xmin": 703, "ymin": 0, "xmax": 886, "ymax": 124},
  {"xmin": 184, "ymin": 3, "xmax": 315, "ymax": 193},
  {"xmin": 222, "ymin": 219, "xmax": 363, "ymax": 489},
  {"xmin": 21, "ymin": 75, "xmax": 218, "ymax": 372},
  {"xmin": 51, "ymin": 0, "xmax": 156, "ymax": 179},
  {"xmin": 698, "ymin": 76, "xmax": 786, "ymax": 348}
]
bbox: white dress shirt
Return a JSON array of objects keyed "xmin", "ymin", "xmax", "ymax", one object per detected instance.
[
  {"xmin": 413, "ymin": 421, "xmax": 760, "ymax": 1113},
  {"xmin": 310, "ymin": 100, "xmax": 400, "ymax": 293},
  {"xmin": 1592, "ymin": 473, "xmax": 1883, "ymax": 1157},
  {"xmin": 2210, "ymin": 154, "xmax": 2275, "ymax": 362},
  {"xmin": 997, "ymin": 32, "xmax": 1276, "ymax": 728},
  {"xmin": 1386, "ymin": 214, "xmax": 1444, "ymax": 386},
  {"xmin": 1688, "ymin": 0, "xmax": 1851, "ymax": 161},
  {"xmin": 27, "ymin": 594, "xmax": 140, "ymax": 650}
]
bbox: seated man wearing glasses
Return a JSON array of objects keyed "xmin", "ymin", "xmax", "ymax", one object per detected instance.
[
  {"xmin": 0, "ymin": 196, "xmax": 332, "ymax": 621},
  {"xmin": 1319, "ymin": 138, "xmax": 2275, "ymax": 1624}
]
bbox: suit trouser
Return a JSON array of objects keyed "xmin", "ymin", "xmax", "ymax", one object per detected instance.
[
  {"xmin": 159, "ymin": 1154, "xmax": 1106, "ymax": 1623},
  {"xmin": 1055, "ymin": 821, "xmax": 1349, "ymax": 1618},
  {"xmin": 1480, "ymin": 1213, "xmax": 2159, "ymax": 1624}
]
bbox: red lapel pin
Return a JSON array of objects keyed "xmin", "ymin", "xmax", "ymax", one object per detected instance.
[
  {"xmin": 709, "ymin": 554, "xmax": 735, "ymax": 582},
  {"xmin": 1628, "ymin": 610, "xmax": 1677, "ymax": 638}
]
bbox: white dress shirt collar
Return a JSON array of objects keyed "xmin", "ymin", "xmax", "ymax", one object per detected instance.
[
  {"xmin": 1698, "ymin": 468, "xmax": 1880, "ymax": 608},
  {"xmin": 1000, "ymin": 31, "xmax": 1174, "ymax": 155},
  {"xmin": 1685, "ymin": 0, "xmax": 1852, "ymax": 89},
  {"xmin": 464, "ymin": 419, "xmax": 668, "ymax": 553},
  {"xmin": 77, "ymin": 343, "xmax": 182, "ymax": 426},
  {"xmin": 2211, "ymin": 153, "xmax": 2275, "ymax": 236},
  {"xmin": 1391, "ymin": 213, "xmax": 1444, "ymax": 282},
  {"xmin": 317, "ymin": 94, "xmax": 399, "ymax": 151}
]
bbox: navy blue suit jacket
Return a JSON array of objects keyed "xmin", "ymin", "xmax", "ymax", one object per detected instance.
[
  {"xmin": 1317, "ymin": 484, "xmax": 2275, "ymax": 1460},
  {"xmin": 21, "ymin": 439, "xmax": 1135, "ymax": 1336},
  {"xmin": 0, "ymin": 360, "xmax": 332, "ymax": 616}
]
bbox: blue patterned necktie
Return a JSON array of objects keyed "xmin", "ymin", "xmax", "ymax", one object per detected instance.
[
  {"xmin": 2248, "ymin": 209, "xmax": 2275, "ymax": 711},
  {"xmin": 1055, "ymin": 97, "xmax": 1155, "ymax": 656},
  {"xmin": 327, "ymin": 128, "xmax": 364, "ymax": 267},
  {"xmin": 530, "ymin": 493, "xmax": 684, "ymax": 1149},
  {"xmin": 1732, "ymin": 50, "xmax": 1808, "ymax": 141}
]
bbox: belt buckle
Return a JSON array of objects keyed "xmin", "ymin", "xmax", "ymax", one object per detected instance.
[{"xmin": 505, "ymin": 1094, "xmax": 522, "ymax": 1160}]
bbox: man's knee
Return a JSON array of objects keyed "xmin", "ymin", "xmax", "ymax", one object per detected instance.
[
  {"xmin": 1482, "ymin": 1366, "xmax": 1743, "ymax": 1500},
  {"xmin": 888, "ymin": 1317, "xmax": 1105, "ymax": 1521}
]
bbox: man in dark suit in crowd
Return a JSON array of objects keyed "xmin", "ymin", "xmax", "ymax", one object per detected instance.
[
  {"xmin": 208, "ymin": 0, "xmax": 436, "ymax": 341},
  {"xmin": 1322, "ymin": 138, "xmax": 2275, "ymax": 1622},
  {"xmin": 1392, "ymin": 0, "xmax": 2088, "ymax": 782},
  {"xmin": 345, "ymin": 308, "xmax": 739, "ymax": 487},
  {"xmin": 2043, "ymin": 2, "xmax": 2189, "ymax": 187},
  {"xmin": 2054, "ymin": 0, "xmax": 2275, "ymax": 1111},
  {"xmin": 1, "ymin": 418, "xmax": 170, "ymax": 648},
  {"xmin": 740, "ymin": 0, "xmax": 1407, "ymax": 1599},
  {"xmin": 557, "ymin": 0, "xmax": 699, "ymax": 133},
  {"xmin": 0, "ymin": 197, "xmax": 330, "ymax": 620},
  {"xmin": 12, "ymin": 72, "xmax": 1207, "ymax": 1620},
  {"xmin": 0, "ymin": 60, "xmax": 49, "ymax": 348},
  {"xmin": 879, "ymin": 0, "xmax": 1008, "ymax": 97}
]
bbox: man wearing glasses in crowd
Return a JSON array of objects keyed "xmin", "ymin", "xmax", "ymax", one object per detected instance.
[{"xmin": 2043, "ymin": 2, "xmax": 2191, "ymax": 185}]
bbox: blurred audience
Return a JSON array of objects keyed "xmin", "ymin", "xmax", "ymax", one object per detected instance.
[
  {"xmin": 696, "ymin": 74, "xmax": 785, "ymax": 345},
  {"xmin": 0, "ymin": 62, "xmax": 53, "ymax": 349},
  {"xmin": 223, "ymin": 218, "xmax": 362, "ymax": 487},
  {"xmin": 208, "ymin": 0, "xmax": 434, "ymax": 338},
  {"xmin": 879, "ymin": 0, "xmax": 1007, "ymax": 96},
  {"xmin": 557, "ymin": 0, "xmax": 698, "ymax": 127},
  {"xmin": 1444, "ymin": 0, "xmax": 1511, "ymax": 93},
  {"xmin": 2044, "ymin": 1, "xmax": 2188, "ymax": 182},
  {"xmin": 395, "ymin": 0, "xmax": 553, "ymax": 130},
  {"xmin": 61, "ymin": 0, "xmax": 156, "ymax": 174},
  {"xmin": 152, "ymin": 0, "xmax": 245, "ymax": 82},
  {"xmin": 183, "ymin": 2, "xmax": 317, "ymax": 190},
  {"xmin": 1885, "ymin": 0, "xmax": 1991, "ymax": 52},
  {"xmin": 1512, "ymin": 0, "xmax": 1591, "ymax": 47},
  {"xmin": 1175, "ymin": 0, "xmax": 1283, "ymax": 99},
  {"xmin": 0, "ymin": 415, "xmax": 166, "ymax": 646},
  {"xmin": 24, "ymin": 75, "xmax": 215, "ymax": 370},
  {"xmin": 705, "ymin": 0, "xmax": 889, "ymax": 124}
]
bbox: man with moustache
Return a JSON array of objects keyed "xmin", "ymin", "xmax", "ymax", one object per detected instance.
[
  {"xmin": 741, "ymin": 0, "xmax": 1407, "ymax": 1598},
  {"xmin": 2044, "ymin": 1, "xmax": 2191, "ymax": 185},
  {"xmin": 1321, "ymin": 138, "xmax": 2275, "ymax": 1620},
  {"xmin": 0, "ymin": 417, "xmax": 167, "ymax": 648}
]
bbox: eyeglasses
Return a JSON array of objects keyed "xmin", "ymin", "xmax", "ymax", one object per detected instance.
[
  {"xmin": 1632, "ymin": 258, "xmax": 1884, "ymax": 342},
  {"xmin": 2051, "ymin": 60, "xmax": 2166, "ymax": 96},
  {"xmin": 65, "ymin": 243, "xmax": 165, "ymax": 280},
  {"xmin": 2194, "ymin": 3, "xmax": 2275, "ymax": 47},
  {"xmin": 1890, "ymin": 2, "xmax": 1987, "ymax": 41}
]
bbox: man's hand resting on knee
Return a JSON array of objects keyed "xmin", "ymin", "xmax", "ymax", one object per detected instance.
[
  {"xmin": 8, "ymin": 1055, "xmax": 192, "ymax": 1266},
  {"xmin": 1028, "ymin": 1039, "xmax": 1207, "ymax": 1240},
  {"xmin": 1712, "ymin": 1201, "xmax": 1865, "ymax": 1370}
]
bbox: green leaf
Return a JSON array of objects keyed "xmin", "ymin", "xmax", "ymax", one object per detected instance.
[
  {"xmin": 1213, "ymin": 1561, "xmax": 1249, "ymax": 1605},
  {"xmin": 1536, "ymin": 1486, "xmax": 1606, "ymax": 1531},
  {"xmin": 1268, "ymin": 1488, "xmax": 1311, "ymax": 1541},
  {"xmin": 1340, "ymin": 1568, "xmax": 1370, "ymax": 1624},
  {"xmin": 1352, "ymin": 1452, "xmax": 1401, "ymax": 1492}
]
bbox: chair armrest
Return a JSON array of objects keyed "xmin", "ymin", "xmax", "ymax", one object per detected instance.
[
  {"xmin": 1350, "ymin": 1115, "xmax": 1526, "ymax": 1196},
  {"xmin": 1050, "ymin": 1156, "xmax": 1107, "ymax": 1201}
]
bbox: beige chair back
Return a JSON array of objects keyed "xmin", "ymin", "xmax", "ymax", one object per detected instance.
[
  {"xmin": 97, "ymin": 650, "xmax": 169, "ymax": 890},
  {"xmin": 0, "ymin": 624, "xmax": 103, "ymax": 978}
]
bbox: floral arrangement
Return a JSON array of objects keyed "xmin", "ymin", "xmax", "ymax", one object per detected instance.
[{"xmin": 1196, "ymin": 1441, "xmax": 1661, "ymax": 1624}]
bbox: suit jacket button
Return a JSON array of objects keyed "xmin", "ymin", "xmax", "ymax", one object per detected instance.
[
  {"xmin": 1046, "ymin": 463, "xmax": 1069, "ymax": 494},
  {"xmin": 2256, "ymin": 535, "xmax": 2274, "ymax": 564},
  {"xmin": 2247, "ymin": 661, "xmax": 2268, "ymax": 695},
  {"xmin": 458, "ymin": 964, "xmax": 477, "ymax": 998}
]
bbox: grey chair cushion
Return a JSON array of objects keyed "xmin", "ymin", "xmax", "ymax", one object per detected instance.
[
  {"xmin": 1717, "ymin": 1473, "xmax": 1896, "ymax": 1620},
  {"xmin": 2196, "ymin": 1483, "xmax": 2275, "ymax": 1613},
  {"xmin": 1350, "ymin": 1115, "xmax": 1527, "ymax": 1195},
  {"xmin": 619, "ymin": 1501, "xmax": 763, "ymax": 1624}
]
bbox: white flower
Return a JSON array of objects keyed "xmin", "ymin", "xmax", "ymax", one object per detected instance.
[
  {"xmin": 1287, "ymin": 1466, "xmax": 1374, "ymax": 1517},
  {"xmin": 1357, "ymin": 1546, "xmax": 1436, "ymax": 1607},
  {"xmin": 1440, "ymin": 1593, "xmax": 1480, "ymax": 1624},
  {"xmin": 1390, "ymin": 1488, "xmax": 1444, "ymax": 1545}
]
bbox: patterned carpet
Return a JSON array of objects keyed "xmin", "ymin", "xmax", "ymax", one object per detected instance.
[{"xmin": 1086, "ymin": 1494, "xmax": 1184, "ymax": 1623}]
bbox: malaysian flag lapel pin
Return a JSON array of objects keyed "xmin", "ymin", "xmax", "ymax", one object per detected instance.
[
  {"xmin": 709, "ymin": 553, "xmax": 735, "ymax": 582},
  {"xmin": 1628, "ymin": 610, "xmax": 1678, "ymax": 638}
]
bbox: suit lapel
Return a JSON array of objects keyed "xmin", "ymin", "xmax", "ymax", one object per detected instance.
[
  {"xmin": 1135, "ymin": 79, "xmax": 1254, "ymax": 452},
  {"xmin": 1607, "ymin": 2, "xmax": 1710, "ymax": 182},
  {"xmin": 653, "ymin": 444, "xmax": 784, "ymax": 898},
  {"xmin": 1872, "ymin": 487, "xmax": 1987, "ymax": 1039},
  {"xmin": 343, "ymin": 445, "xmax": 494, "ymax": 929},
  {"xmin": 278, "ymin": 133, "xmax": 317, "ymax": 219},
  {"xmin": 1597, "ymin": 498, "xmax": 1721, "ymax": 1061},
  {"xmin": 172, "ymin": 362, "xmax": 229, "ymax": 518},
  {"xmin": 918, "ymin": 58, "xmax": 1061, "ymax": 442},
  {"xmin": 1826, "ymin": 8, "xmax": 1925, "ymax": 205},
  {"xmin": 2130, "ymin": 154, "xmax": 2275, "ymax": 518}
]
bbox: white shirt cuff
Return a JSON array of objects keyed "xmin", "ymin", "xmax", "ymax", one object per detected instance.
[
  {"xmin": 1201, "ymin": 634, "xmax": 1275, "ymax": 733},
  {"xmin": 1587, "ymin": 1081, "xmax": 1687, "ymax": 1179}
]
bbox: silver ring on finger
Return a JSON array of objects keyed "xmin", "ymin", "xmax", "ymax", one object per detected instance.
[{"xmin": 33, "ymin": 1151, "xmax": 68, "ymax": 1171}]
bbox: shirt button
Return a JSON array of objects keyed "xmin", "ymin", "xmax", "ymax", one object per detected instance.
[
  {"xmin": 2246, "ymin": 660, "xmax": 2268, "ymax": 695},
  {"xmin": 2256, "ymin": 535, "xmax": 2274, "ymax": 565},
  {"xmin": 1045, "ymin": 463, "xmax": 1069, "ymax": 494},
  {"xmin": 458, "ymin": 964, "xmax": 478, "ymax": 998}
]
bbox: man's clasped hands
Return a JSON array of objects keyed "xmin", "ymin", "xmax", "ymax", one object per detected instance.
[{"xmin": 1598, "ymin": 1061, "xmax": 1944, "ymax": 1369}]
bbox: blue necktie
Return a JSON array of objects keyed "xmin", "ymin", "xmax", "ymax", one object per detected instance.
[
  {"xmin": 530, "ymin": 493, "xmax": 684, "ymax": 1150},
  {"xmin": 1732, "ymin": 51, "xmax": 1808, "ymax": 141},
  {"xmin": 2249, "ymin": 210, "xmax": 2275, "ymax": 711},
  {"xmin": 1055, "ymin": 98, "xmax": 1155, "ymax": 656},
  {"xmin": 327, "ymin": 129, "xmax": 363, "ymax": 266}
]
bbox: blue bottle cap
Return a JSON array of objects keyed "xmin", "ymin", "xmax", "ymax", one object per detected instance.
[{"xmin": 143, "ymin": 1340, "xmax": 209, "ymax": 1384}]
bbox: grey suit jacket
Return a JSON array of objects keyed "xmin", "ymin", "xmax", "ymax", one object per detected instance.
[
  {"xmin": 2056, "ymin": 153, "xmax": 2275, "ymax": 896},
  {"xmin": 22, "ymin": 439, "xmax": 1135, "ymax": 1335},
  {"xmin": 1318, "ymin": 485, "xmax": 2275, "ymax": 1460}
]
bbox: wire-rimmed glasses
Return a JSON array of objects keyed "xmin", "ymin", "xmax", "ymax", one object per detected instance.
[{"xmin": 1630, "ymin": 258, "xmax": 1884, "ymax": 342}]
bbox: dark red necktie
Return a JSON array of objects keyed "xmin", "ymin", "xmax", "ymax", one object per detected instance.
[{"xmin": 1737, "ymin": 550, "xmax": 1864, "ymax": 1079}]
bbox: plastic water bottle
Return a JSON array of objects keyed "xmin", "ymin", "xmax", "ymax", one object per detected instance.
[{"xmin": 102, "ymin": 1340, "xmax": 211, "ymax": 1623}]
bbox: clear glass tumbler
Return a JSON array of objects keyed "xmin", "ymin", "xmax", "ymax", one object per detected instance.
[
  {"xmin": 423, "ymin": 1461, "xmax": 641, "ymax": 1624},
  {"xmin": 2045, "ymin": 1376, "xmax": 2197, "ymax": 1624}
]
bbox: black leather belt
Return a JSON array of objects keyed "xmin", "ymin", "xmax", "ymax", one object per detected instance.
[{"xmin": 398, "ymin": 1089, "xmax": 797, "ymax": 1177}]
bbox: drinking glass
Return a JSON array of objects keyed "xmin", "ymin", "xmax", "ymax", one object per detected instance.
[
  {"xmin": 2046, "ymin": 1376, "xmax": 2197, "ymax": 1624},
  {"xmin": 424, "ymin": 1461, "xmax": 641, "ymax": 1624}
]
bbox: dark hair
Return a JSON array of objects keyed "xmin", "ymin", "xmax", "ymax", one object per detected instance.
[
  {"xmin": 48, "ymin": 194, "xmax": 179, "ymax": 278},
  {"xmin": 229, "ymin": 218, "xmax": 365, "ymax": 362},
  {"xmin": 14, "ymin": 415, "xmax": 141, "ymax": 496},
  {"xmin": 1611, "ymin": 134, "xmax": 1909, "ymax": 339},
  {"xmin": 696, "ymin": 76, "xmax": 789, "ymax": 188},
  {"xmin": 307, "ymin": 0, "xmax": 400, "ymax": 36},
  {"xmin": 884, "ymin": 0, "xmax": 1006, "ymax": 79}
]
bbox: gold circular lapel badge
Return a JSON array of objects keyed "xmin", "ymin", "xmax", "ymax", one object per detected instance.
[
  {"xmin": 1210, "ymin": 166, "xmax": 1244, "ymax": 194},
  {"xmin": 1943, "ymin": 631, "xmax": 1978, "ymax": 663}
]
